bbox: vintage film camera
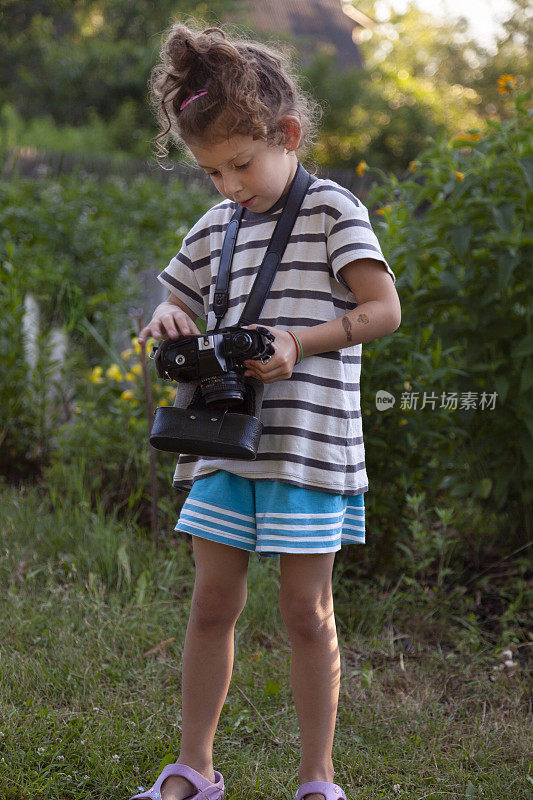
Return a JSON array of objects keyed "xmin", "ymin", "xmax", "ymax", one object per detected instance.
[{"xmin": 148, "ymin": 326, "xmax": 275, "ymax": 459}]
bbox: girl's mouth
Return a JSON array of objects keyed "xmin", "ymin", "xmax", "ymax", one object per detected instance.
[{"xmin": 239, "ymin": 196, "xmax": 256, "ymax": 207}]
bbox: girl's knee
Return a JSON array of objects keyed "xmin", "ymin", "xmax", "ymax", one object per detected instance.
[
  {"xmin": 279, "ymin": 593, "xmax": 334, "ymax": 638},
  {"xmin": 190, "ymin": 581, "xmax": 247, "ymax": 627},
  {"xmin": 190, "ymin": 537, "xmax": 249, "ymax": 625}
]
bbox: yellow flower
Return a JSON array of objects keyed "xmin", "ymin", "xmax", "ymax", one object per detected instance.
[
  {"xmin": 356, "ymin": 160, "xmax": 367, "ymax": 176},
  {"xmin": 89, "ymin": 366, "xmax": 104, "ymax": 384},
  {"xmin": 376, "ymin": 205, "xmax": 392, "ymax": 215},
  {"xmin": 132, "ymin": 337, "xmax": 141, "ymax": 355},
  {"xmin": 458, "ymin": 132, "xmax": 483, "ymax": 142},
  {"xmin": 125, "ymin": 372, "xmax": 136, "ymax": 381},
  {"xmin": 409, "ymin": 160, "xmax": 418, "ymax": 172},
  {"xmin": 455, "ymin": 171, "xmax": 465, "ymax": 181},
  {"xmin": 121, "ymin": 348, "xmax": 134, "ymax": 361},
  {"xmin": 120, "ymin": 389, "xmax": 136, "ymax": 402},
  {"xmin": 105, "ymin": 363, "xmax": 123, "ymax": 381},
  {"xmin": 158, "ymin": 399, "xmax": 169, "ymax": 407},
  {"xmin": 497, "ymin": 74, "xmax": 517, "ymax": 94},
  {"xmin": 131, "ymin": 363, "xmax": 143, "ymax": 376},
  {"xmin": 375, "ymin": 208, "xmax": 385, "ymax": 215}
]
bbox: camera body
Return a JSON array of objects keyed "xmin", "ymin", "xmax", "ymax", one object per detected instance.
[{"xmin": 150, "ymin": 325, "xmax": 275, "ymax": 410}]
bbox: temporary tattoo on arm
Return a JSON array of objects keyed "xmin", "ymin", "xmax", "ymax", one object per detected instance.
[
  {"xmin": 357, "ymin": 313, "xmax": 370, "ymax": 324},
  {"xmin": 341, "ymin": 315, "xmax": 353, "ymax": 343}
]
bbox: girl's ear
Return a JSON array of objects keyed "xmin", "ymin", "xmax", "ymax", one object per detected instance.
[{"xmin": 278, "ymin": 115, "xmax": 302, "ymax": 151}]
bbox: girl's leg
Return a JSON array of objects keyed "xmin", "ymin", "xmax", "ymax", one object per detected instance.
[
  {"xmin": 162, "ymin": 535, "xmax": 250, "ymax": 800},
  {"xmin": 279, "ymin": 552, "xmax": 339, "ymax": 800}
]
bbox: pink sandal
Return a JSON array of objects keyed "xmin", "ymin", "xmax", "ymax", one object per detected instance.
[
  {"xmin": 128, "ymin": 763, "xmax": 225, "ymax": 800},
  {"xmin": 295, "ymin": 781, "xmax": 347, "ymax": 800}
]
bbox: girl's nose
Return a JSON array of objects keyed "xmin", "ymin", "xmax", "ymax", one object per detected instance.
[{"xmin": 223, "ymin": 174, "xmax": 243, "ymax": 198}]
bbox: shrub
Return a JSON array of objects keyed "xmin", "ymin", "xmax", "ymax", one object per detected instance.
[
  {"xmin": 43, "ymin": 336, "xmax": 184, "ymax": 526},
  {"xmin": 365, "ymin": 83, "xmax": 532, "ymax": 545},
  {"xmin": 0, "ymin": 169, "xmax": 213, "ymax": 482}
]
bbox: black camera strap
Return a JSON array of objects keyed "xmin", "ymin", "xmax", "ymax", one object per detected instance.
[{"xmin": 212, "ymin": 162, "xmax": 312, "ymax": 331}]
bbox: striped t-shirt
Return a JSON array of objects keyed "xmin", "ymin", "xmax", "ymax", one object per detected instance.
[{"xmin": 157, "ymin": 172, "xmax": 396, "ymax": 496}]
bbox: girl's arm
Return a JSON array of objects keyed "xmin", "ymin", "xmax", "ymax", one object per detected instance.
[
  {"xmin": 295, "ymin": 258, "xmax": 401, "ymax": 357},
  {"xmin": 243, "ymin": 258, "xmax": 400, "ymax": 384}
]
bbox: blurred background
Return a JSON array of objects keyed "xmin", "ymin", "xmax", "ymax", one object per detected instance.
[
  {"xmin": 1, "ymin": 0, "xmax": 531, "ymax": 570},
  {"xmin": 1, "ymin": 0, "xmax": 530, "ymax": 171}
]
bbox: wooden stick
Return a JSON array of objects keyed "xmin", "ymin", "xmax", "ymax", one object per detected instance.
[{"xmin": 129, "ymin": 307, "xmax": 159, "ymax": 549}]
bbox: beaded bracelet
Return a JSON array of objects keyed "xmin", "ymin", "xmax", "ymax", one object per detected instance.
[{"xmin": 287, "ymin": 330, "xmax": 304, "ymax": 364}]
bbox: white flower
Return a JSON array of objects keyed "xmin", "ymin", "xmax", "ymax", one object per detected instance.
[
  {"xmin": 393, "ymin": 785, "xmax": 401, "ymax": 793},
  {"xmin": 37, "ymin": 747, "xmax": 45, "ymax": 754},
  {"xmin": 58, "ymin": 755, "xmax": 65, "ymax": 761},
  {"xmin": 112, "ymin": 754, "xmax": 120, "ymax": 762}
]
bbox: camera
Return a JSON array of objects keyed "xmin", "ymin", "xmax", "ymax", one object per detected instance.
[
  {"xmin": 148, "ymin": 325, "xmax": 275, "ymax": 460},
  {"xmin": 150, "ymin": 325, "xmax": 275, "ymax": 408}
]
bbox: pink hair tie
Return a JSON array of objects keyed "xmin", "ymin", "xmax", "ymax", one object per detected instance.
[{"xmin": 180, "ymin": 89, "xmax": 208, "ymax": 111}]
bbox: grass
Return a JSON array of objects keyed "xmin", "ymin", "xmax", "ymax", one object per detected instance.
[{"xmin": 0, "ymin": 483, "xmax": 531, "ymax": 800}]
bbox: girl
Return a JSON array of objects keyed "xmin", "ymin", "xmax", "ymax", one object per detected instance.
[{"xmin": 134, "ymin": 21, "xmax": 401, "ymax": 800}]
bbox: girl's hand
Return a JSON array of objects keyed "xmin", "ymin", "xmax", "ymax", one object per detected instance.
[
  {"xmin": 138, "ymin": 301, "xmax": 202, "ymax": 344},
  {"xmin": 242, "ymin": 324, "xmax": 299, "ymax": 384}
]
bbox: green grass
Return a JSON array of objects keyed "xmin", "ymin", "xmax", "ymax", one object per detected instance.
[{"xmin": 0, "ymin": 483, "xmax": 531, "ymax": 799}]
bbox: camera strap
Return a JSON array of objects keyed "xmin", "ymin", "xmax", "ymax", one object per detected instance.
[{"xmin": 212, "ymin": 162, "xmax": 312, "ymax": 331}]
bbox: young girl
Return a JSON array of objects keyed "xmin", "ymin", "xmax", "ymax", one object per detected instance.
[{"xmin": 134, "ymin": 21, "xmax": 401, "ymax": 800}]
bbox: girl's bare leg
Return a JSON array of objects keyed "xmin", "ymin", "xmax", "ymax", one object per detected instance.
[
  {"xmin": 279, "ymin": 552, "xmax": 339, "ymax": 800},
  {"xmin": 162, "ymin": 536, "xmax": 250, "ymax": 800}
]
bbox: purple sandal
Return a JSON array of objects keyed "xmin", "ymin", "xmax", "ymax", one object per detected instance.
[
  {"xmin": 128, "ymin": 763, "xmax": 225, "ymax": 800},
  {"xmin": 295, "ymin": 781, "xmax": 347, "ymax": 800}
]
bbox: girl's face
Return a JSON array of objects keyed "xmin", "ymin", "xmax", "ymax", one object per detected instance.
[{"xmin": 186, "ymin": 119, "xmax": 301, "ymax": 214}]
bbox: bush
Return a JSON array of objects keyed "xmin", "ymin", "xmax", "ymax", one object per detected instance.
[
  {"xmin": 365, "ymin": 84, "xmax": 532, "ymax": 545},
  {"xmin": 0, "ymin": 169, "xmax": 212, "ymax": 347},
  {"xmin": 43, "ymin": 336, "xmax": 185, "ymax": 526},
  {"xmin": 0, "ymin": 169, "xmax": 213, "ymax": 483}
]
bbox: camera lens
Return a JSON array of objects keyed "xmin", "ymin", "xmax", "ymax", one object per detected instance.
[
  {"xmin": 200, "ymin": 371, "xmax": 246, "ymax": 409},
  {"xmin": 232, "ymin": 332, "xmax": 253, "ymax": 354}
]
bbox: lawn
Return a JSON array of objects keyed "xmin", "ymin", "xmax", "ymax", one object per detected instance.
[{"xmin": 0, "ymin": 484, "xmax": 531, "ymax": 799}]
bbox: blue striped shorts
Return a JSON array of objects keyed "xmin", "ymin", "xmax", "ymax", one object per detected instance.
[{"xmin": 175, "ymin": 469, "xmax": 365, "ymax": 561}]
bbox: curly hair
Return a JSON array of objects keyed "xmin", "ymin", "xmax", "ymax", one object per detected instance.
[{"xmin": 149, "ymin": 19, "xmax": 322, "ymax": 161}]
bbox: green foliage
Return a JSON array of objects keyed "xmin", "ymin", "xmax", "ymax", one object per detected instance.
[
  {"xmin": 365, "ymin": 89, "xmax": 532, "ymax": 542},
  {"xmin": 0, "ymin": 0, "xmax": 237, "ymax": 127},
  {"xmin": 0, "ymin": 101, "xmax": 151, "ymax": 161},
  {"xmin": 2, "ymin": 0, "xmax": 529, "ymax": 171},
  {"xmin": 0, "ymin": 169, "xmax": 212, "ymax": 346},
  {"xmin": 0, "ymin": 167, "xmax": 213, "ymax": 484},
  {"xmin": 0, "ymin": 264, "xmax": 72, "ymax": 479},
  {"xmin": 43, "ymin": 343, "xmax": 181, "ymax": 522}
]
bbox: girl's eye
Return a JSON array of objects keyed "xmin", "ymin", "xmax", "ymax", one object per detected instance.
[{"xmin": 205, "ymin": 162, "xmax": 250, "ymax": 177}]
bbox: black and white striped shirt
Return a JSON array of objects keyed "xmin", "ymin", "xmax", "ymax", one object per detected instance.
[{"xmin": 157, "ymin": 174, "xmax": 396, "ymax": 496}]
